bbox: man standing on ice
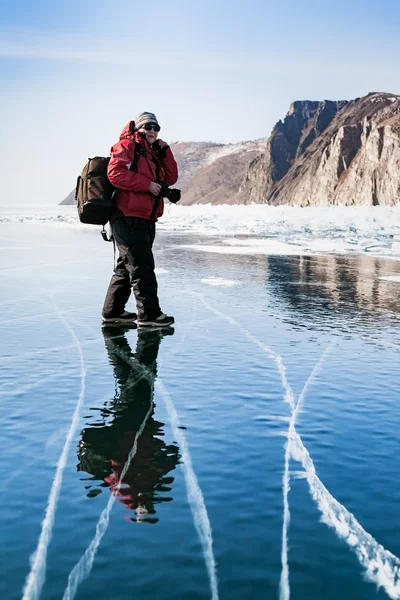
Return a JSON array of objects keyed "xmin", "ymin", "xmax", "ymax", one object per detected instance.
[{"xmin": 102, "ymin": 112, "xmax": 179, "ymax": 328}]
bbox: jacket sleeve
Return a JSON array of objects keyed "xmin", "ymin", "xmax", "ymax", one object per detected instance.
[
  {"xmin": 107, "ymin": 139, "xmax": 152, "ymax": 192},
  {"xmin": 161, "ymin": 147, "xmax": 178, "ymax": 186}
]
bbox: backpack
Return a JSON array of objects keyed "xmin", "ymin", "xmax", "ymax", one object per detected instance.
[{"xmin": 75, "ymin": 143, "xmax": 145, "ymax": 226}]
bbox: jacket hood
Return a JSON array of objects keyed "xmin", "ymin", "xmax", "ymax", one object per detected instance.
[
  {"xmin": 119, "ymin": 121, "xmax": 151, "ymax": 149},
  {"xmin": 119, "ymin": 121, "xmax": 136, "ymax": 140}
]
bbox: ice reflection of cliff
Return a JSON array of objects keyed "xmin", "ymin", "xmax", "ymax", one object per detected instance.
[{"xmin": 267, "ymin": 254, "xmax": 400, "ymax": 330}]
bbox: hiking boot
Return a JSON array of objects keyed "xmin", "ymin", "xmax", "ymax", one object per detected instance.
[
  {"xmin": 137, "ymin": 313, "xmax": 175, "ymax": 328},
  {"xmin": 102, "ymin": 311, "xmax": 137, "ymax": 325}
]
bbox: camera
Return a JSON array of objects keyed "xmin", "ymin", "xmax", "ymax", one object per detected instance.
[{"xmin": 159, "ymin": 181, "xmax": 181, "ymax": 204}]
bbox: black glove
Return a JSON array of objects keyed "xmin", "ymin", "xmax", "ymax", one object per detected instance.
[{"xmin": 152, "ymin": 140, "xmax": 170, "ymax": 159}]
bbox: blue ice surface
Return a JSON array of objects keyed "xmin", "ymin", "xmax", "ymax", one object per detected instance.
[{"xmin": 1, "ymin": 219, "xmax": 400, "ymax": 600}]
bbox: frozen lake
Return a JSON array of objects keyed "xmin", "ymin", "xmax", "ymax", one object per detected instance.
[{"xmin": 1, "ymin": 207, "xmax": 400, "ymax": 600}]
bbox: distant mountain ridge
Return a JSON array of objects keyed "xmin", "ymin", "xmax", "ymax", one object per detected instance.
[
  {"xmin": 60, "ymin": 190, "xmax": 75, "ymax": 205},
  {"xmin": 61, "ymin": 92, "xmax": 400, "ymax": 206},
  {"xmin": 59, "ymin": 138, "xmax": 267, "ymax": 206},
  {"xmin": 172, "ymin": 139, "xmax": 266, "ymax": 204}
]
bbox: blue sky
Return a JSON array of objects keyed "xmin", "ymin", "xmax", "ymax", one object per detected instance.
[{"xmin": 1, "ymin": 0, "xmax": 400, "ymax": 204}]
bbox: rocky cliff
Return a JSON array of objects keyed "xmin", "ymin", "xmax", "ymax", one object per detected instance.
[{"xmin": 239, "ymin": 92, "xmax": 400, "ymax": 206}]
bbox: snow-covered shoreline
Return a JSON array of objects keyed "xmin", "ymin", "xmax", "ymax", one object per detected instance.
[
  {"xmin": 2, "ymin": 204, "xmax": 400, "ymax": 260},
  {"xmin": 160, "ymin": 204, "xmax": 400, "ymax": 259}
]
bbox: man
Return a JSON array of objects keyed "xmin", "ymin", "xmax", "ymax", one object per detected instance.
[{"xmin": 102, "ymin": 112, "xmax": 178, "ymax": 327}]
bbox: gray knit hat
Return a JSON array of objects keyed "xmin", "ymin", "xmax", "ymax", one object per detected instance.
[{"xmin": 135, "ymin": 111, "xmax": 159, "ymax": 130}]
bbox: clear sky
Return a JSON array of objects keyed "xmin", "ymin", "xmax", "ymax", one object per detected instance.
[{"xmin": 1, "ymin": 0, "xmax": 400, "ymax": 205}]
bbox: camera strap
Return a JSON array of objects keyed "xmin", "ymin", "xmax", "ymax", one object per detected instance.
[{"xmin": 149, "ymin": 151, "xmax": 163, "ymax": 220}]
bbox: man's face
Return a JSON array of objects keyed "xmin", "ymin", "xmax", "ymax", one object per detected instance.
[{"xmin": 139, "ymin": 123, "xmax": 160, "ymax": 145}]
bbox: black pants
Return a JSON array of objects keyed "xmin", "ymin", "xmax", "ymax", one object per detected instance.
[{"xmin": 102, "ymin": 215, "xmax": 161, "ymax": 320}]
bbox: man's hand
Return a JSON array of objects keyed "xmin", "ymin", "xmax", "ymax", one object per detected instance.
[
  {"xmin": 149, "ymin": 181, "xmax": 162, "ymax": 196},
  {"xmin": 152, "ymin": 139, "xmax": 169, "ymax": 158}
]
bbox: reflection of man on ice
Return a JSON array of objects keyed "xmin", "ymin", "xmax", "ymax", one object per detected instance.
[{"xmin": 78, "ymin": 327, "xmax": 180, "ymax": 523}]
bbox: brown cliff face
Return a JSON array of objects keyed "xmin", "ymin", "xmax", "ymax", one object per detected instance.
[
  {"xmin": 240, "ymin": 99, "xmax": 348, "ymax": 204},
  {"xmin": 165, "ymin": 139, "xmax": 267, "ymax": 205},
  {"xmin": 240, "ymin": 92, "xmax": 400, "ymax": 206}
]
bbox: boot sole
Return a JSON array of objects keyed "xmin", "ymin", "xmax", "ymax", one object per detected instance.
[
  {"xmin": 138, "ymin": 320, "xmax": 175, "ymax": 328},
  {"xmin": 102, "ymin": 318, "xmax": 137, "ymax": 325}
]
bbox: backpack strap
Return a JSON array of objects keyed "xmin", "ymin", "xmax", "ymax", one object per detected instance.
[
  {"xmin": 130, "ymin": 143, "xmax": 145, "ymax": 172},
  {"xmin": 118, "ymin": 134, "xmax": 144, "ymax": 172}
]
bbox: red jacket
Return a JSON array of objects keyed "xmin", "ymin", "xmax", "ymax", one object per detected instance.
[{"xmin": 107, "ymin": 121, "xmax": 178, "ymax": 220}]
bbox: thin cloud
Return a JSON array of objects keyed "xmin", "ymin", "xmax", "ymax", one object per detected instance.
[
  {"xmin": 0, "ymin": 28, "xmax": 312, "ymax": 72},
  {"xmin": 1, "ymin": 36, "xmax": 399, "ymax": 76},
  {"xmin": 0, "ymin": 39, "xmax": 164, "ymax": 65}
]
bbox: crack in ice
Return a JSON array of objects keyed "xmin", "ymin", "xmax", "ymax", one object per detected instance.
[
  {"xmin": 22, "ymin": 296, "xmax": 86, "ymax": 600},
  {"xmin": 156, "ymin": 379, "xmax": 219, "ymax": 600},
  {"xmin": 197, "ymin": 295, "xmax": 400, "ymax": 600},
  {"xmin": 280, "ymin": 345, "xmax": 332, "ymax": 600}
]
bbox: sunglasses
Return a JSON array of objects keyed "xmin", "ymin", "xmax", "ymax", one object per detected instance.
[{"xmin": 143, "ymin": 123, "xmax": 160, "ymax": 132}]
